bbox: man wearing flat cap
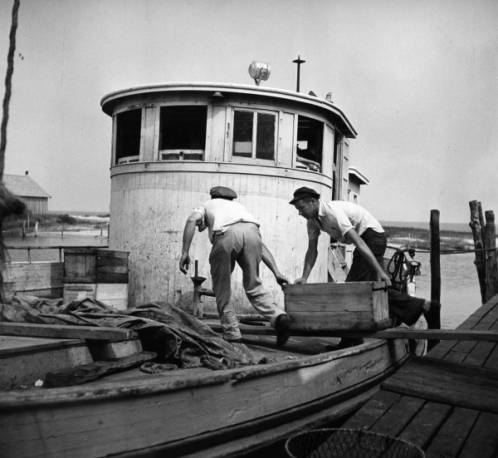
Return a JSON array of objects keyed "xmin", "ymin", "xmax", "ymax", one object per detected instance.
[
  {"xmin": 289, "ymin": 187, "xmax": 438, "ymax": 333},
  {"xmin": 180, "ymin": 186, "xmax": 292, "ymax": 344}
]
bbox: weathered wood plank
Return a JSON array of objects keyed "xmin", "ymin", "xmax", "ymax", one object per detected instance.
[
  {"xmin": 483, "ymin": 344, "xmax": 498, "ymax": 371},
  {"xmin": 425, "ymin": 407, "xmax": 479, "ymax": 458},
  {"xmin": 374, "ymin": 328, "xmax": 498, "ymax": 342},
  {"xmin": 442, "ymin": 339, "xmax": 478, "ymax": 365},
  {"xmin": 368, "ymin": 395, "xmax": 424, "ymax": 437},
  {"xmin": 0, "ymin": 336, "xmax": 92, "ymax": 390},
  {"xmin": 0, "ymin": 322, "xmax": 136, "ymax": 341},
  {"xmin": 341, "ymin": 390, "xmax": 402, "ymax": 430},
  {"xmin": 44, "ymin": 351, "xmax": 156, "ymax": 387},
  {"xmin": 463, "ymin": 341, "xmax": 495, "ymax": 368},
  {"xmin": 427, "ymin": 340, "xmax": 456, "ymax": 359},
  {"xmin": 398, "ymin": 401, "xmax": 452, "ymax": 449},
  {"xmin": 287, "ymin": 311, "xmax": 386, "ymax": 331},
  {"xmin": 458, "ymin": 412, "xmax": 498, "ymax": 458},
  {"xmin": 0, "ymin": 335, "xmax": 82, "ymax": 356},
  {"xmin": 382, "ymin": 357, "xmax": 498, "ymax": 414}
]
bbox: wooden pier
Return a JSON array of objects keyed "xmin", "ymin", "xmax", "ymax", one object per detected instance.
[{"xmin": 342, "ymin": 294, "xmax": 498, "ymax": 457}]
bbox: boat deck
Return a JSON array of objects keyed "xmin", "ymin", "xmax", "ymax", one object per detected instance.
[{"xmin": 342, "ymin": 294, "xmax": 498, "ymax": 457}]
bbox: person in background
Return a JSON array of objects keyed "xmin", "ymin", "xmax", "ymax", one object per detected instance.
[
  {"xmin": 180, "ymin": 186, "xmax": 292, "ymax": 345},
  {"xmin": 289, "ymin": 187, "xmax": 439, "ymax": 345}
]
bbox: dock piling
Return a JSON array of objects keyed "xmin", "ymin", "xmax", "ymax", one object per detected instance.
[
  {"xmin": 469, "ymin": 200, "xmax": 487, "ymax": 302},
  {"xmin": 484, "ymin": 210, "xmax": 498, "ymax": 301},
  {"xmin": 429, "ymin": 209, "xmax": 441, "ymax": 349}
]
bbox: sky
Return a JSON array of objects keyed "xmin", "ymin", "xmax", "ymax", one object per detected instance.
[{"xmin": 0, "ymin": 0, "xmax": 497, "ymax": 223}]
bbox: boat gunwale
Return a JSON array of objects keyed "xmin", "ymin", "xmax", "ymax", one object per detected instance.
[{"xmin": 0, "ymin": 338, "xmax": 398, "ymax": 409}]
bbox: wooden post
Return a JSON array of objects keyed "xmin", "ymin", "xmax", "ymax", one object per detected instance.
[
  {"xmin": 429, "ymin": 210, "xmax": 441, "ymax": 349},
  {"xmin": 484, "ymin": 210, "xmax": 498, "ymax": 301},
  {"xmin": 469, "ymin": 200, "xmax": 487, "ymax": 303}
]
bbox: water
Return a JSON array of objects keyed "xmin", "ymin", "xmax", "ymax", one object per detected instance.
[
  {"xmin": 4, "ymin": 232, "xmax": 482, "ymax": 328},
  {"xmin": 385, "ymin": 247, "xmax": 481, "ymax": 328}
]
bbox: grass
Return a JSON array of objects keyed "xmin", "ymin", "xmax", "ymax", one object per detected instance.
[{"xmin": 384, "ymin": 225, "xmax": 474, "ymax": 251}]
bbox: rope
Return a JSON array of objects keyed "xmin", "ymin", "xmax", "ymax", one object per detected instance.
[{"xmin": 0, "ymin": 0, "xmax": 20, "ymax": 180}]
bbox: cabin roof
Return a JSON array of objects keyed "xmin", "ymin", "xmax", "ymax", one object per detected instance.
[
  {"xmin": 100, "ymin": 82, "xmax": 357, "ymax": 138},
  {"xmin": 3, "ymin": 174, "xmax": 51, "ymax": 199},
  {"xmin": 348, "ymin": 167, "xmax": 369, "ymax": 185}
]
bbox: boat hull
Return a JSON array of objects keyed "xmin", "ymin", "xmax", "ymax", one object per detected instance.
[{"xmin": 0, "ymin": 339, "xmax": 407, "ymax": 458}]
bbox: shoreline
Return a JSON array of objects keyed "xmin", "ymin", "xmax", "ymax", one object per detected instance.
[{"xmin": 384, "ymin": 225, "xmax": 475, "ymax": 251}]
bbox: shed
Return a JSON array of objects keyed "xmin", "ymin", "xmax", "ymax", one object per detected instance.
[
  {"xmin": 101, "ymin": 82, "xmax": 358, "ymax": 311},
  {"xmin": 3, "ymin": 172, "xmax": 51, "ymax": 216}
]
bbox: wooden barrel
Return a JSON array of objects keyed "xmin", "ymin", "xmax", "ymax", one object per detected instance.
[{"xmin": 96, "ymin": 249, "xmax": 129, "ymax": 283}]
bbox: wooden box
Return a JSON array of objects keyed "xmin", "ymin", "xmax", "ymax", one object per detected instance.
[
  {"xmin": 95, "ymin": 283, "xmax": 128, "ymax": 311},
  {"xmin": 285, "ymin": 281, "xmax": 390, "ymax": 331},
  {"xmin": 63, "ymin": 283, "xmax": 97, "ymax": 303},
  {"xmin": 63, "ymin": 248, "xmax": 98, "ymax": 283},
  {"xmin": 64, "ymin": 248, "xmax": 129, "ymax": 284},
  {"xmin": 96, "ymin": 249, "xmax": 129, "ymax": 283}
]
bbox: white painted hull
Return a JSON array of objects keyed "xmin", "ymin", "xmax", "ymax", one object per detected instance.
[{"xmin": 0, "ymin": 338, "xmax": 407, "ymax": 458}]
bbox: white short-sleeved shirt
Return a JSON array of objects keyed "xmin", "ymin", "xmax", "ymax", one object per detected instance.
[
  {"xmin": 193, "ymin": 198, "xmax": 259, "ymax": 242},
  {"xmin": 307, "ymin": 200, "xmax": 384, "ymax": 242}
]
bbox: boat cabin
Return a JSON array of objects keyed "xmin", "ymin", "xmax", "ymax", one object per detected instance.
[{"xmin": 100, "ymin": 83, "xmax": 357, "ymax": 310}]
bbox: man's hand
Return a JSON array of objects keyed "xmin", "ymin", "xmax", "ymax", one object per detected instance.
[
  {"xmin": 179, "ymin": 253, "xmax": 190, "ymax": 274},
  {"xmin": 294, "ymin": 277, "xmax": 308, "ymax": 285},
  {"xmin": 377, "ymin": 271, "xmax": 392, "ymax": 287},
  {"xmin": 275, "ymin": 272, "xmax": 290, "ymax": 287}
]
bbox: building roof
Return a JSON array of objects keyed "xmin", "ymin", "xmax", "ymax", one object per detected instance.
[
  {"xmin": 348, "ymin": 167, "xmax": 369, "ymax": 185},
  {"xmin": 100, "ymin": 82, "xmax": 358, "ymax": 138},
  {"xmin": 3, "ymin": 174, "xmax": 51, "ymax": 199}
]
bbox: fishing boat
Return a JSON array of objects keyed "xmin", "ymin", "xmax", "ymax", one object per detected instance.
[
  {"xmin": 0, "ymin": 52, "xmax": 411, "ymax": 456},
  {"xmin": 0, "ymin": 317, "xmax": 408, "ymax": 458}
]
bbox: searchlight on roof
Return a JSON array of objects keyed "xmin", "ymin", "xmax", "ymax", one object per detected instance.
[{"xmin": 248, "ymin": 61, "xmax": 271, "ymax": 86}]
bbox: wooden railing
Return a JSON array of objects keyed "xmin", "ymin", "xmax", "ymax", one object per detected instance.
[{"xmin": 6, "ymin": 245, "xmax": 108, "ymax": 263}]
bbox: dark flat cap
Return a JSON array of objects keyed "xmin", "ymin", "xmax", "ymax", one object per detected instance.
[
  {"xmin": 210, "ymin": 186, "xmax": 237, "ymax": 200},
  {"xmin": 289, "ymin": 186, "xmax": 320, "ymax": 205}
]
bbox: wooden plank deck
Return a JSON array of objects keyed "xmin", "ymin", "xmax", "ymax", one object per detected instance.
[{"xmin": 342, "ymin": 294, "xmax": 498, "ymax": 458}]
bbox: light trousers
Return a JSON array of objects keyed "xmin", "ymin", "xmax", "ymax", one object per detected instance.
[{"xmin": 209, "ymin": 222, "xmax": 284, "ymax": 337}]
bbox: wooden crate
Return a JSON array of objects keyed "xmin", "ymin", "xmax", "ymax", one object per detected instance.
[
  {"xmin": 64, "ymin": 248, "xmax": 129, "ymax": 284},
  {"xmin": 63, "ymin": 283, "xmax": 97, "ymax": 303},
  {"xmin": 96, "ymin": 249, "xmax": 129, "ymax": 283},
  {"xmin": 285, "ymin": 281, "xmax": 390, "ymax": 331},
  {"xmin": 96, "ymin": 283, "xmax": 128, "ymax": 311},
  {"xmin": 63, "ymin": 248, "xmax": 98, "ymax": 283}
]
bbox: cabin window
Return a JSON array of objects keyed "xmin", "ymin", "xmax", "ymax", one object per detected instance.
[
  {"xmin": 296, "ymin": 115, "xmax": 323, "ymax": 172},
  {"xmin": 115, "ymin": 109, "xmax": 141, "ymax": 165},
  {"xmin": 159, "ymin": 106, "xmax": 207, "ymax": 160},
  {"xmin": 232, "ymin": 109, "xmax": 276, "ymax": 161}
]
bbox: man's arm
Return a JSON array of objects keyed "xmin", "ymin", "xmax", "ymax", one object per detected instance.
[
  {"xmin": 295, "ymin": 232, "xmax": 319, "ymax": 284},
  {"xmin": 179, "ymin": 211, "xmax": 203, "ymax": 274},
  {"xmin": 344, "ymin": 229, "xmax": 391, "ymax": 285},
  {"xmin": 262, "ymin": 243, "xmax": 289, "ymax": 286}
]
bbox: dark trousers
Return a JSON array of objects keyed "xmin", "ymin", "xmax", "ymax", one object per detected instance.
[{"xmin": 345, "ymin": 229, "xmax": 425, "ymax": 326}]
